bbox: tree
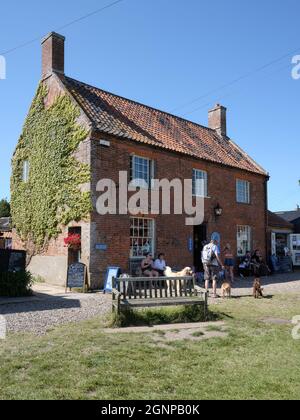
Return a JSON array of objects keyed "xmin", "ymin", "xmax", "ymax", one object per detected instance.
[{"xmin": 0, "ymin": 198, "xmax": 11, "ymax": 217}]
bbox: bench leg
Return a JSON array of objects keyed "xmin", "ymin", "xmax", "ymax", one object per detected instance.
[{"xmin": 204, "ymin": 294, "xmax": 208, "ymax": 321}]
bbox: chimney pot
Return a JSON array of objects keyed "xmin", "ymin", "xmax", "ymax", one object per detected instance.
[
  {"xmin": 41, "ymin": 32, "xmax": 65, "ymax": 79},
  {"xmin": 208, "ymin": 104, "xmax": 227, "ymax": 137}
]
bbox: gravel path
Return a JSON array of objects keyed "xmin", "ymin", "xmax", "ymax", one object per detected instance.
[{"xmin": 0, "ymin": 288, "xmax": 111, "ymax": 335}]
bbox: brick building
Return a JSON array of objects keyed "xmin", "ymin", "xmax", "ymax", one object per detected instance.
[
  {"xmin": 11, "ymin": 33, "xmax": 269, "ymax": 288},
  {"xmin": 0, "ymin": 218, "xmax": 12, "ymax": 250},
  {"xmin": 267, "ymin": 211, "xmax": 294, "ymax": 256},
  {"xmin": 275, "ymin": 207, "xmax": 300, "ymax": 234}
]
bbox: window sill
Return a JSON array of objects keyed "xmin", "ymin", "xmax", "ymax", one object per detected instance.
[{"xmin": 192, "ymin": 195, "xmax": 211, "ymax": 199}]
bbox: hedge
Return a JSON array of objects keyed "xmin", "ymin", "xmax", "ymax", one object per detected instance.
[{"xmin": 0, "ymin": 271, "xmax": 33, "ymax": 297}]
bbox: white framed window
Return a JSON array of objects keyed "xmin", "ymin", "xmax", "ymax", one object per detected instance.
[
  {"xmin": 130, "ymin": 155, "xmax": 154, "ymax": 188},
  {"xmin": 130, "ymin": 218, "xmax": 155, "ymax": 258},
  {"xmin": 193, "ymin": 169, "xmax": 208, "ymax": 197},
  {"xmin": 236, "ymin": 179, "xmax": 250, "ymax": 203},
  {"xmin": 237, "ymin": 225, "xmax": 251, "ymax": 257},
  {"xmin": 22, "ymin": 161, "xmax": 30, "ymax": 183},
  {"xmin": 5, "ymin": 238, "xmax": 12, "ymax": 250}
]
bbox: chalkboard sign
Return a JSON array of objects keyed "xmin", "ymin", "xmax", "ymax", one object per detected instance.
[
  {"xmin": 104, "ymin": 267, "xmax": 120, "ymax": 294},
  {"xmin": 0, "ymin": 250, "xmax": 26, "ymax": 273},
  {"xmin": 66, "ymin": 263, "xmax": 86, "ymax": 291}
]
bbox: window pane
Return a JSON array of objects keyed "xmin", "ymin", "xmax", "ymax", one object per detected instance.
[
  {"xmin": 193, "ymin": 170, "xmax": 207, "ymax": 197},
  {"xmin": 130, "ymin": 218, "xmax": 155, "ymax": 258},
  {"xmin": 23, "ymin": 161, "xmax": 29, "ymax": 183},
  {"xmin": 237, "ymin": 180, "xmax": 250, "ymax": 203},
  {"xmin": 131, "ymin": 156, "xmax": 151, "ymax": 187},
  {"xmin": 237, "ymin": 226, "xmax": 251, "ymax": 256}
]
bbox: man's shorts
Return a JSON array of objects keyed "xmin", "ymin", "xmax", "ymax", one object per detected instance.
[{"xmin": 204, "ymin": 264, "xmax": 219, "ymax": 282}]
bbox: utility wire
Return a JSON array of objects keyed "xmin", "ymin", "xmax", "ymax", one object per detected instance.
[
  {"xmin": 0, "ymin": 0, "xmax": 297, "ymax": 122},
  {"xmin": 0, "ymin": 0, "xmax": 125, "ymax": 56},
  {"xmin": 181, "ymin": 62, "xmax": 292, "ymax": 118},
  {"xmin": 170, "ymin": 46, "xmax": 300, "ymax": 114}
]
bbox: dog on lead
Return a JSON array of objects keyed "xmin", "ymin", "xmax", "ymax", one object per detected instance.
[
  {"xmin": 253, "ymin": 279, "xmax": 264, "ymax": 299},
  {"xmin": 164, "ymin": 267, "xmax": 194, "ymax": 294},
  {"xmin": 221, "ymin": 281, "xmax": 232, "ymax": 299}
]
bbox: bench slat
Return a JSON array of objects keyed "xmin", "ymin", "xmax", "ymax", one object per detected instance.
[
  {"xmin": 113, "ymin": 276, "xmax": 207, "ymax": 308},
  {"xmin": 120, "ymin": 297, "xmax": 205, "ymax": 309}
]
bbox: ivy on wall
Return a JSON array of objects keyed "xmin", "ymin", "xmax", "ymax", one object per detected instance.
[{"xmin": 11, "ymin": 84, "xmax": 92, "ymax": 250}]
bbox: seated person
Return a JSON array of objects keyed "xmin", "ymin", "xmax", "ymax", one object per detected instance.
[
  {"xmin": 153, "ymin": 253, "xmax": 167, "ymax": 277},
  {"xmin": 239, "ymin": 251, "xmax": 252, "ymax": 277},
  {"xmin": 251, "ymin": 250, "xmax": 271, "ymax": 278},
  {"xmin": 141, "ymin": 253, "xmax": 159, "ymax": 278}
]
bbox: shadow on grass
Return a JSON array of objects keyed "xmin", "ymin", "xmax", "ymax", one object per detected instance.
[
  {"xmin": 220, "ymin": 294, "xmax": 274, "ymax": 300},
  {"xmin": 108, "ymin": 305, "xmax": 225, "ymax": 328}
]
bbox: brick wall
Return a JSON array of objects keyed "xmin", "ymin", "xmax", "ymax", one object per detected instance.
[
  {"xmin": 11, "ymin": 73, "xmax": 268, "ymax": 288},
  {"xmin": 89, "ymin": 132, "xmax": 268, "ymax": 288}
]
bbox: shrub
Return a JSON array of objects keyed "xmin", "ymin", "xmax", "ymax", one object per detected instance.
[
  {"xmin": 0, "ymin": 271, "xmax": 33, "ymax": 297},
  {"xmin": 110, "ymin": 304, "xmax": 207, "ymax": 328}
]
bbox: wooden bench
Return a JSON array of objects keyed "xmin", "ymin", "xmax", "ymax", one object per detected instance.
[{"xmin": 112, "ymin": 276, "xmax": 208, "ymax": 319}]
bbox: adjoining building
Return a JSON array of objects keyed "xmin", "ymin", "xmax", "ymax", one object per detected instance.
[
  {"xmin": 11, "ymin": 33, "xmax": 269, "ymax": 288},
  {"xmin": 275, "ymin": 207, "xmax": 300, "ymax": 234},
  {"xmin": 267, "ymin": 211, "xmax": 294, "ymax": 257},
  {"xmin": 0, "ymin": 218, "xmax": 12, "ymax": 250}
]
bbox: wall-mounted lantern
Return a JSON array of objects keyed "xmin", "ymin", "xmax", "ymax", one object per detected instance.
[{"xmin": 214, "ymin": 203, "xmax": 223, "ymax": 218}]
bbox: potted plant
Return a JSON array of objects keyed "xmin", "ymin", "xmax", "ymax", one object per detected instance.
[{"xmin": 64, "ymin": 233, "xmax": 81, "ymax": 250}]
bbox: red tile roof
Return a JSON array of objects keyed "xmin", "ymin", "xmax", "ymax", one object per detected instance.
[{"xmin": 61, "ymin": 76, "xmax": 268, "ymax": 176}]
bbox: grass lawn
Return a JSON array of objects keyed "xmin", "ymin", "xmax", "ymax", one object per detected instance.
[{"xmin": 1, "ymin": 293, "xmax": 300, "ymax": 400}]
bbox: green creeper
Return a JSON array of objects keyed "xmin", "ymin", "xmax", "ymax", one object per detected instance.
[{"xmin": 11, "ymin": 84, "xmax": 92, "ymax": 249}]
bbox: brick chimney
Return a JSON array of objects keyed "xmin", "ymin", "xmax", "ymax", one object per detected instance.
[
  {"xmin": 208, "ymin": 104, "xmax": 227, "ymax": 137},
  {"xmin": 41, "ymin": 32, "xmax": 65, "ymax": 79}
]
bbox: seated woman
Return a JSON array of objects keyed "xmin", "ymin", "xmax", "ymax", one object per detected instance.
[
  {"xmin": 153, "ymin": 253, "xmax": 167, "ymax": 277},
  {"xmin": 141, "ymin": 253, "xmax": 159, "ymax": 278}
]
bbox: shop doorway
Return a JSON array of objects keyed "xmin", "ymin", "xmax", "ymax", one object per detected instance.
[
  {"xmin": 67, "ymin": 227, "xmax": 82, "ymax": 266},
  {"xmin": 194, "ymin": 224, "xmax": 207, "ymax": 272},
  {"xmin": 271, "ymin": 232, "xmax": 289, "ymax": 257}
]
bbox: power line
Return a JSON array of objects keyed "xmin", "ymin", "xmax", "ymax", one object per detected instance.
[
  {"xmin": 0, "ymin": 0, "xmax": 125, "ymax": 56},
  {"xmin": 170, "ymin": 46, "xmax": 300, "ymax": 114},
  {"xmin": 181, "ymin": 62, "xmax": 292, "ymax": 118}
]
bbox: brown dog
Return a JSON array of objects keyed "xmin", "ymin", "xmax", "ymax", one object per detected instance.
[
  {"xmin": 253, "ymin": 279, "xmax": 264, "ymax": 299},
  {"xmin": 221, "ymin": 282, "xmax": 232, "ymax": 298}
]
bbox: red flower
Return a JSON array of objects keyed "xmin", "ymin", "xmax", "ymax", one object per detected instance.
[{"xmin": 64, "ymin": 233, "xmax": 81, "ymax": 249}]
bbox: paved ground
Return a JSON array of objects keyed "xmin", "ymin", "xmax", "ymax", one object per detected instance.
[
  {"xmin": 0, "ymin": 283, "xmax": 111, "ymax": 335},
  {"xmin": 0, "ymin": 271, "xmax": 299, "ymax": 335},
  {"xmin": 217, "ymin": 271, "xmax": 300, "ymax": 297}
]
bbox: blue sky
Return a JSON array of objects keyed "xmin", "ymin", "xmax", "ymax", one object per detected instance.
[{"xmin": 0, "ymin": 0, "xmax": 299, "ymax": 211}]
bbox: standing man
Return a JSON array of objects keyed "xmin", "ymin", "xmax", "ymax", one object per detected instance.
[{"xmin": 202, "ymin": 239, "xmax": 224, "ymax": 298}]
